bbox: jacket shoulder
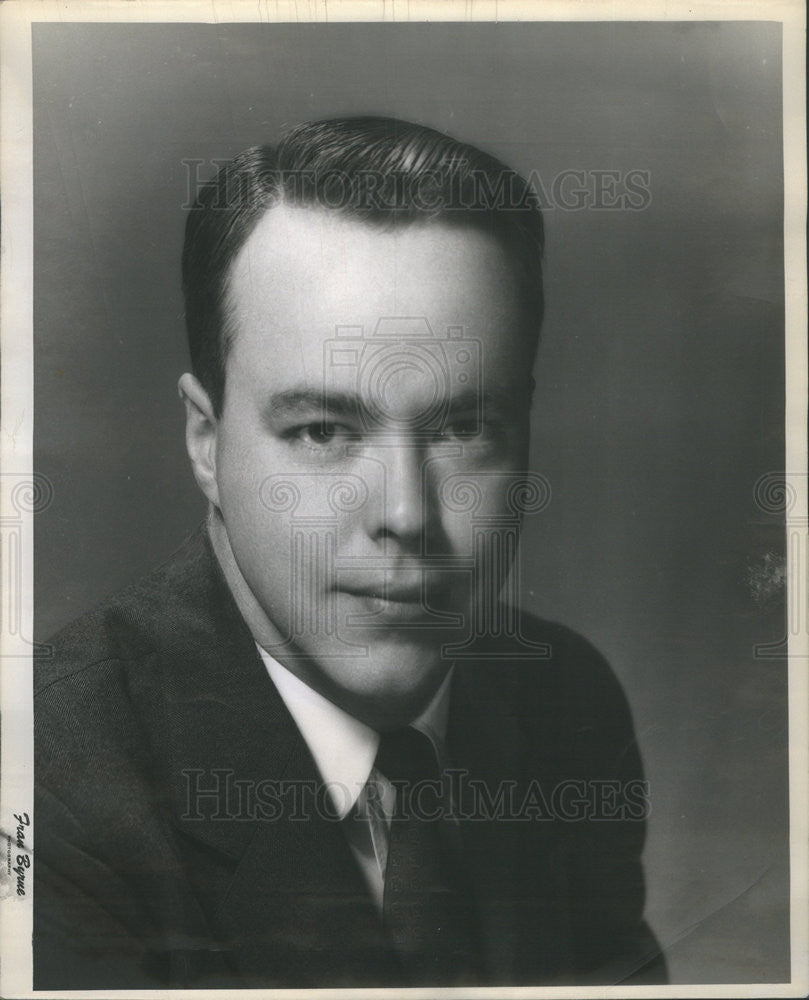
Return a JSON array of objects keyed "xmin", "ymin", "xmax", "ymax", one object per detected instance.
[
  {"xmin": 473, "ymin": 609, "xmax": 639, "ymax": 746},
  {"xmin": 480, "ymin": 609, "xmax": 627, "ymax": 693},
  {"xmin": 34, "ymin": 527, "xmax": 210, "ymax": 697}
]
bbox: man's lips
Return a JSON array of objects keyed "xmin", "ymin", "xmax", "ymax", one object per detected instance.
[
  {"xmin": 334, "ymin": 575, "xmax": 459, "ymax": 621},
  {"xmin": 336, "ymin": 570, "xmax": 458, "ymax": 601},
  {"xmin": 338, "ymin": 583, "xmax": 424, "ymax": 603}
]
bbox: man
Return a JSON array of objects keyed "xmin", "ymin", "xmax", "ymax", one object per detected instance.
[{"xmin": 35, "ymin": 117, "xmax": 666, "ymax": 988}]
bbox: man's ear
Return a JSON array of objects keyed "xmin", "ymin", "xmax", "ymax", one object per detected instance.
[{"xmin": 178, "ymin": 373, "xmax": 221, "ymax": 509}]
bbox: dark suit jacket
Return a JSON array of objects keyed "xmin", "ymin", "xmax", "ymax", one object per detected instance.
[{"xmin": 35, "ymin": 527, "xmax": 666, "ymax": 989}]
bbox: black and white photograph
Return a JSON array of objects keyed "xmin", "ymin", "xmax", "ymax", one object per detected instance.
[{"xmin": 0, "ymin": 1, "xmax": 806, "ymax": 995}]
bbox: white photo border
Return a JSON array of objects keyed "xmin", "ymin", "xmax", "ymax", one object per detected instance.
[{"xmin": 1, "ymin": 1, "xmax": 806, "ymax": 997}]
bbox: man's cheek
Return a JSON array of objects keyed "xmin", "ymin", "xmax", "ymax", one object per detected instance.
[
  {"xmin": 250, "ymin": 521, "xmax": 296, "ymax": 621},
  {"xmin": 440, "ymin": 511, "xmax": 475, "ymax": 557}
]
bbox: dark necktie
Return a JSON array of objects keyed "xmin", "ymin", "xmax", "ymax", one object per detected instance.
[{"xmin": 374, "ymin": 726, "xmax": 481, "ymax": 985}]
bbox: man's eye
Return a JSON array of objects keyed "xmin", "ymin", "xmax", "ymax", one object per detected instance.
[
  {"xmin": 306, "ymin": 422, "xmax": 336, "ymax": 445},
  {"xmin": 442, "ymin": 419, "xmax": 481, "ymax": 439},
  {"xmin": 296, "ymin": 422, "xmax": 355, "ymax": 447}
]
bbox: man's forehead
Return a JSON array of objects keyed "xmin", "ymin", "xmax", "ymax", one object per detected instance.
[{"xmin": 227, "ymin": 203, "xmax": 520, "ymax": 321}]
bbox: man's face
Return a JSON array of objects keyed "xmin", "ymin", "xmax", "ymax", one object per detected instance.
[{"xmin": 204, "ymin": 204, "xmax": 533, "ymax": 727}]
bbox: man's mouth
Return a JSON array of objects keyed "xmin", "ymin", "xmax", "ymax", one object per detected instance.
[
  {"xmin": 334, "ymin": 576, "xmax": 458, "ymax": 624},
  {"xmin": 339, "ymin": 583, "xmax": 423, "ymax": 603}
]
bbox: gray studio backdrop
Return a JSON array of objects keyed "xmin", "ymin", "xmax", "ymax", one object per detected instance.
[{"xmin": 33, "ymin": 21, "xmax": 787, "ymax": 983}]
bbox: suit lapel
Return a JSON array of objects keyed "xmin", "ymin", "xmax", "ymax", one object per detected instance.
[
  {"xmin": 212, "ymin": 732, "xmax": 401, "ymax": 985},
  {"xmin": 140, "ymin": 529, "xmax": 396, "ymax": 985}
]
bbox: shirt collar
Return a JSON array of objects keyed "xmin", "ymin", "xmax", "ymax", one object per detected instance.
[{"xmin": 256, "ymin": 644, "xmax": 453, "ymax": 819}]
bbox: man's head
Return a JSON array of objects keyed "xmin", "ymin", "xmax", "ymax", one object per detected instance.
[{"xmin": 179, "ymin": 117, "xmax": 545, "ymax": 729}]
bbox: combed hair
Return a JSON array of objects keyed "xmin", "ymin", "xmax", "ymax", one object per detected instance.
[{"xmin": 182, "ymin": 116, "xmax": 545, "ymax": 416}]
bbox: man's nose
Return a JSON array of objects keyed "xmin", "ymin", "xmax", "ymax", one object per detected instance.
[{"xmin": 368, "ymin": 440, "xmax": 429, "ymax": 545}]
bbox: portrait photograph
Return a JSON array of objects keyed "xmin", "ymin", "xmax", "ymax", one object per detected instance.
[{"xmin": 0, "ymin": 1, "xmax": 806, "ymax": 996}]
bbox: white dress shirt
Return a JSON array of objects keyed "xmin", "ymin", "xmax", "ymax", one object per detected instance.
[{"xmin": 257, "ymin": 644, "xmax": 453, "ymax": 909}]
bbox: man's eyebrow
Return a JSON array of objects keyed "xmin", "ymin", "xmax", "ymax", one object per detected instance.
[
  {"xmin": 265, "ymin": 389, "xmax": 359, "ymax": 419},
  {"xmin": 265, "ymin": 385, "xmax": 526, "ymax": 421}
]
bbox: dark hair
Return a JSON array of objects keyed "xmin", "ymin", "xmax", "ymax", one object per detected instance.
[{"xmin": 182, "ymin": 116, "xmax": 545, "ymax": 416}]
